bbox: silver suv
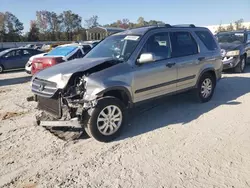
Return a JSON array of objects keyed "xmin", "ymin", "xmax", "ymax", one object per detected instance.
[{"xmin": 31, "ymin": 24, "xmax": 222, "ymax": 142}]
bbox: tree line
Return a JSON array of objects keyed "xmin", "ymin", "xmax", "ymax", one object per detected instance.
[
  {"xmin": 0, "ymin": 11, "xmax": 249, "ymax": 42},
  {"xmin": 216, "ymin": 19, "xmax": 248, "ymax": 33}
]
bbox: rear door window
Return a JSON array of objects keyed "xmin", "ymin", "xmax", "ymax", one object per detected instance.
[
  {"xmin": 170, "ymin": 32, "xmax": 198, "ymax": 58},
  {"xmin": 23, "ymin": 49, "xmax": 33, "ymax": 56},
  {"xmin": 195, "ymin": 31, "xmax": 218, "ymax": 51}
]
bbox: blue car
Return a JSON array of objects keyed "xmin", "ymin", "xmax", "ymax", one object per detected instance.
[{"xmin": 0, "ymin": 48, "xmax": 43, "ymax": 73}]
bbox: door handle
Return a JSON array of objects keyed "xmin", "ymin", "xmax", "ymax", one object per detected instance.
[
  {"xmin": 166, "ymin": 62, "xmax": 176, "ymax": 68},
  {"xmin": 198, "ymin": 57, "xmax": 205, "ymax": 61}
]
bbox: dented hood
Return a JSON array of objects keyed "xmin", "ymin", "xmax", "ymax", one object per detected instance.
[{"xmin": 33, "ymin": 57, "xmax": 114, "ymax": 88}]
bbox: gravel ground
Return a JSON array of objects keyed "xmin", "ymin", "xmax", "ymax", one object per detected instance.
[{"xmin": 1, "ymin": 68, "xmax": 250, "ymax": 188}]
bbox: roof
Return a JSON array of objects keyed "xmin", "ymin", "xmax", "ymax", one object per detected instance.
[
  {"xmin": 114, "ymin": 26, "xmax": 157, "ymax": 35},
  {"xmin": 88, "ymin": 26, "xmax": 125, "ymax": 33},
  {"xmin": 114, "ymin": 25, "xmax": 208, "ymax": 36}
]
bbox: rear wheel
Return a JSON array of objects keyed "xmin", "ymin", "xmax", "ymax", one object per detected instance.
[
  {"xmin": 82, "ymin": 97, "xmax": 126, "ymax": 142},
  {"xmin": 233, "ymin": 56, "xmax": 246, "ymax": 73},
  {"xmin": 196, "ymin": 73, "xmax": 215, "ymax": 103},
  {"xmin": 0, "ymin": 65, "xmax": 4, "ymax": 73}
]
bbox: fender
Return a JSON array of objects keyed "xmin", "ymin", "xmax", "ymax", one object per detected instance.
[
  {"xmin": 195, "ymin": 67, "xmax": 216, "ymax": 88},
  {"xmin": 96, "ymin": 86, "xmax": 133, "ymax": 105}
]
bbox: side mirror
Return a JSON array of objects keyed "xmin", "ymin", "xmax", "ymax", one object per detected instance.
[{"xmin": 137, "ymin": 53, "xmax": 155, "ymax": 64}]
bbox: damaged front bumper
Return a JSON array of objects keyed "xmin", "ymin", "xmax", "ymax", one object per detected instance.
[
  {"xmin": 34, "ymin": 94, "xmax": 97, "ymax": 127},
  {"xmin": 222, "ymin": 56, "xmax": 240, "ymax": 70}
]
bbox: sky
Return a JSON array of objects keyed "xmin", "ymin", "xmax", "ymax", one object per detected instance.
[{"xmin": 1, "ymin": 0, "xmax": 250, "ymax": 32}]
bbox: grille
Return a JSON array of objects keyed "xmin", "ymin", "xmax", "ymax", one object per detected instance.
[
  {"xmin": 32, "ymin": 78, "xmax": 58, "ymax": 97},
  {"xmin": 37, "ymin": 96, "xmax": 61, "ymax": 117}
]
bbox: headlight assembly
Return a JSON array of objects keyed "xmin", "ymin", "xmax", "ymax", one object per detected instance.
[{"xmin": 226, "ymin": 50, "xmax": 240, "ymax": 57}]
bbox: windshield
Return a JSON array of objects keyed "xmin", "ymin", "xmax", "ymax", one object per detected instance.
[
  {"xmin": 84, "ymin": 34, "xmax": 141, "ymax": 62},
  {"xmin": 46, "ymin": 46, "xmax": 77, "ymax": 57},
  {"xmin": 217, "ymin": 32, "xmax": 245, "ymax": 44},
  {"xmin": 0, "ymin": 49, "xmax": 11, "ymax": 57}
]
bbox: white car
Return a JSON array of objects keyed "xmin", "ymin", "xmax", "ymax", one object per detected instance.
[{"xmin": 25, "ymin": 43, "xmax": 92, "ymax": 74}]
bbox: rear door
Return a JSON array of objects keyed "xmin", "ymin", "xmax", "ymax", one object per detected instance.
[
  {"xmin": 22, "ymin": 49, "xmax": 36, "ymax": 66},
  {"xmin": 169, "ymin": 31, "xmax": 200, "ymax": 90}
]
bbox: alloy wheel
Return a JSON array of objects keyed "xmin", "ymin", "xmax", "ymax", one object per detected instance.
[
  {"xmin": 201, "ymin": 78, "xmax": 213, "ymax": 98},
  {"xmin": 97, "ymin": 105, "xmax": 123, "ymax": 136},
  {"xmin": 241, "ymin": 58, "xmax": 245, "ymax": 72}
]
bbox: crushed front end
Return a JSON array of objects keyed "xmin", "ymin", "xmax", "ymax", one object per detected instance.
[
  {"xmin": 32, "ymin": 74, "xmax": 97, "ymax": 123},
  {"xmin": 31, "ymin": 74, "xmax": 99, "ymax": 140}
]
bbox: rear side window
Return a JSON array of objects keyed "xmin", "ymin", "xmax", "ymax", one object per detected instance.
[
  {"xmin": 68, "ymin": 50, "xmax": 84, "ymax": 61},
  {"xmin": 170, "ymin": 32, "xmax": 198, "ymax": 58},
  {"xmin": 83, "ymin": 45, "xmax": 92, "ymax": 53},
  {"xmin": 195, "ymin": 31, "xmax": 218, "ymax": 51}
]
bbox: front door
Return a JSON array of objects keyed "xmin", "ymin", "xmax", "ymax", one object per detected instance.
[
  {"xmin": 133, "ymin": 31, "xmax": 177, "ymax": 103},
  {"xmin": 2, "ymin": 49, "xmax": 24, "ymax": 69}
]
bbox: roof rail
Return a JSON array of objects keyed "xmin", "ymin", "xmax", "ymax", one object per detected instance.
[
  {"xmin": 172, "ymin": 24, "xmax": 196, "ymax": 28},
  {"xmin": 165, "ymin": 24, "xmax": 172, "ymax": 28}
]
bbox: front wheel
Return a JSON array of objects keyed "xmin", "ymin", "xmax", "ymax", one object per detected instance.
[
  {"xmin": 82, "ymin": 97, "xmax": 126, "ymax": 142},
  {"xmin": 0, "ymin": 65, "xmax": 4, "ymax": 73},
  {"xmin": 233, "ymin": 56, "xmax": 246, "ymax": 73},
  {"xmin": 196, "ymin": 73, "xmax": 215, "ymax": 103}
]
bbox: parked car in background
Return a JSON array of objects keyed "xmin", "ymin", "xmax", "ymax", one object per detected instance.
[
  {"xmin": 216, "ymin": 30, "xmax": 250, "ymax": 73},
  {"xmin": 31, "ymin": 24, "xmax": 222, "ymax": 142},
  {"xmin": 31, "ymin": 43, "xmax": 92, "ymax": 75},
  {"xmin": 25, "ymin": 53, "xmax": 47, "ymax": 74},
  {"xmin": 81, "ymin": 40, "xmax": 100, "ymax": 47},
  {"xmin": 0, "ymin": 48, "xmax": 43, "ymax": 73}
]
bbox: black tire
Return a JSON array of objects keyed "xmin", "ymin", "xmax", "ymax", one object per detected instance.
[
  {"xmin": 0, "ymin": 65, "xmax": 4, "ymax": 73},
  {"xmin": 82, "ymin": 97, "xmax": 126, "ymax": 142},
  {"xmin": 233, "ymin": 56, "xmax": 246, "ymax": 73},
  {"xmin": 196, "ymin": 73, "xmax": 215, "ymax": 103}
]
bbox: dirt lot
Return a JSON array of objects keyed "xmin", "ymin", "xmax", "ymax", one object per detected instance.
[{"xmin": 1, "ymin": 69, "xmax": 250, "ymax": 188}]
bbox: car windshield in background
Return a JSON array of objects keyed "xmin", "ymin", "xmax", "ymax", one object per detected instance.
[
  {"xmin": 0, "ymin": 49, "xmax": 11, "ymax": 56},
  {"xmin": 84, "ymin": 35, "xmax": 141, "ymax": 62},
  {"xmin": 217, "ymin": 32, "xmax": 245, "ymax": 44},
  {"xmin": 46, "ymin": 46, "xmax": 77, "ymax": 57}
]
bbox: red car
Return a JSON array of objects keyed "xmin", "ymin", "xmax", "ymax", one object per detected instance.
[{"xmin": 31, "ymin": 44, "xmax": 91, "ymax": 75}]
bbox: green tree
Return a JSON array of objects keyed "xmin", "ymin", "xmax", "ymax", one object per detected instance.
[
  {"xmin": 28, "ymin": 20, "xmax": 40, "ymax": 41},
  {"xmin": 137, "ymin": 17, "xmax": 146, "ymax": 27},
  {"xmin": 0, "ymin": 12, "xmax": 5, "ymax": 42},
  {"xmin": 235, "ymin": 19, "xmax": 245, "ymax": 30},
  {"xmin": 216, "ymin": 24, "xmax": 226, "ymax": 33},
  {"xmin": 84, "ymin": 15, "xmax": 99, "ymax": 29},
  {"xmin": 0, "ymin": 12, "xmax": 24, "ymax": 42},
  {"xmin": 226, "ymin": 23, "xmax": 234, "ymax": 31},
  {"xmin": 60, "ymin": 10, "xmax": 82, "ymax": 41}
]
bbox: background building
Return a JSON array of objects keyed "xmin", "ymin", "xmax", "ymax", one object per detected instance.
[{"xmin": 86, "ymin": 26, "xmax": 125, "ymax": 40}]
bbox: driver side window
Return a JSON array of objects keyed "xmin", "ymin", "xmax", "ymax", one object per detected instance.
[
  {"xmin": 5, "ymin": 50, "xmax": 16, "ymax": 58},
  {"xmin": 140, "ymin": 32, "xmax": 171, "ymax": 61},
  {"xmin": 247, "ymin": 33, "xmax": 250, "ymax": 42}
]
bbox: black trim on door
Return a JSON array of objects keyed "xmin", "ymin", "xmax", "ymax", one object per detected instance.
[{"xmin": 135, "ymin": 75, "xmax": 195, "ymax": 94}]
